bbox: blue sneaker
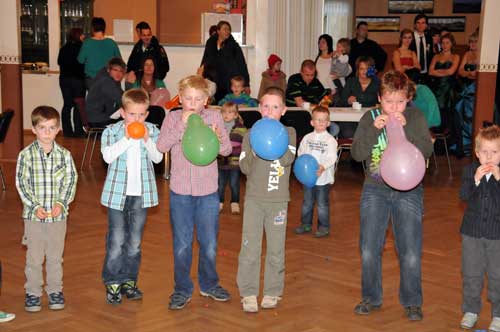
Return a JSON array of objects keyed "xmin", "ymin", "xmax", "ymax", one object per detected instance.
[
  {"xmin": 25, "ymin": 294, "xmax": 41, "ymax": 312},
  {"xmin": 168, "ymin": 292, "xmax": 191, "ymax": 310},
  {"xmin": 48, "ymin": 292, "xmax": 65, "ymax": 310},
  {"xmin": 200, "ymin": 285, "xmax": 231, "ymax": 302}
]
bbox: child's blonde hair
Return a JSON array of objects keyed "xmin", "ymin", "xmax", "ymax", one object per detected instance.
[
  {"xmin": 259, "ymin": 87, "xmax": 285, "ymax": 104},
  {"xmin": 178, "ymin": 75, "xmax": 209, "ymax": 96},
  {"xmin": 337, "ymin": 38, "xmax": 350, "ymax": 54},
  {"xmin": 122, "ymin": 88, "xmax": 150, "ymax": 110},
  {"xmin": 31, "ymin": 106, "xmax": 60, "ymax": 127},
  {"xmin": 379, "ymin": 70, "xmax": 416, "ymax": 100},
  {"xmin": 221, "ymin": 101, "xmax": 244, "ymax": 125},
  {"xmin": 475, "ymin": 125, "xmax": 500, "ymax": 151}
]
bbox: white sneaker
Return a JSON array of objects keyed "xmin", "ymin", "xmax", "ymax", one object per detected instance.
[
  {"xmin": 219, "ymin": 203, "xmax": 223, "ymax": 212},
  {"xmin": 489, "ymin": 317, "xmax": 500, "ymax": 332},
  {"xmin": 231, "ymin": 202, "xmax": 240, "ymax": 214},
  {"xmin": 241, "ymin": 296, "xmax": 258, "ymax": 313},
  {"xmin": 261, "ymin": 295, "xmax": 281, "ymax": 309},
  {"xmin": 460, "ymin": 312, "xmax": 478, "ymax": 329}
]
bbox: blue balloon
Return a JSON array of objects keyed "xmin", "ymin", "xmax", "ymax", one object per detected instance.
[
  {"xmin": 293, "ymin": 154, "xmax": 319, "ymax": 188},
  {"xmin": 249, "ymin": 118, "xmax": 289, "ymax": 160}
]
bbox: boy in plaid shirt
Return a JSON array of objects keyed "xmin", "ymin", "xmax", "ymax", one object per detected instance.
[
  {"xmin": 16, "ymin": 106, "xmax": 77, "ymax": 312},
  {"xmin": 100, "ymin": 89, "xmax": 163, "ymax": 305}
]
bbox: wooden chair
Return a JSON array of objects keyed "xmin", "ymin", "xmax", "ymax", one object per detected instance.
[{"xmin": 0, "ymin": 110, "xmax": 14, "ymax": 190}]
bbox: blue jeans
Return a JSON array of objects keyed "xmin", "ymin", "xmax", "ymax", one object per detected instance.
[
  {"xmin": 359, "ymin": 183, "xmax": 423, "ymax": 307},
  {"xmin": 102, "ymin": 196, "xmax": 147, "ymax": 285},
  {"xmin": 169, "ymin": 191, "xmax": 220, "ymax": 296},
  {"xmin": 218, "ymin": 169, "xmax": 241, "ymax": 203},
  {"xmin": 300, "ymin": 184, "xmax": 331, "ymax": 230}
]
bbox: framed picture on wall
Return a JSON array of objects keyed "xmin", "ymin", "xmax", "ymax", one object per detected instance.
[
  {"xmin": 453, "ymin": 0, "xmax": 482, "ymax": 13},
  {"xmin": 428, "ymin": 16, "xmax": 466, "ymax": 32},
  {"xmin": 355, "ymin": 16, "xmax": 400, "ymax": 32},
  {"xmin": 388, "ymin": 0, "xmax": 434, "ymax": 14}
]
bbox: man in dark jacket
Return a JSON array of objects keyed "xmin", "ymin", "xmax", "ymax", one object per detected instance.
[
  {"xmin": 409, "ymin": 14, "xmax": 434, "ymax": 85},
  {"xmin": 349, "ymin": 21, "xmax": 387, "ymax": 74},
  {"xmin": 127, "ymin": 23, "xmax": 169, "ymax": 80},
  {"xmin": 86, "ymin": 57, "xmax": 125, "ymax": 127}
]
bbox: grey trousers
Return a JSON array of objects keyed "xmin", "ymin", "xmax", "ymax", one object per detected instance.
[
  {"xmin": 23, "ymin": 220, "xmax": 67, "ymax": 296},
  {"xmin": 462, "ymin": 234, "xmax": 500, "ymax": 316},
  {"xmin": 237, "ymin": 199, "xmax": 288, "ymax": 297}
]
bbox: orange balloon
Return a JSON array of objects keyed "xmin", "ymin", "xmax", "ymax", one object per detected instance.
[
  {"xmin": 165, "ymin": 95, "xmax": 180, "ymax": 110},
  {"xmin": 127, "ymin": 122, "xmax": 146, "ymax": 139}
]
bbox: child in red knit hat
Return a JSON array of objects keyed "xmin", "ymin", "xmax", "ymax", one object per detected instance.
[{"xmin": 258, "ymin": 54, "xmax": 287, "ymax": 100}]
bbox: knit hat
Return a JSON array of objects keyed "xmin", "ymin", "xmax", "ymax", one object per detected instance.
[{"xmin": 268, "ymin": 54, "xmax": 282, "ymax": 68}]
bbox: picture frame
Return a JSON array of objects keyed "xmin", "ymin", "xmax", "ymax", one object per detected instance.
[
  {"xmin": 355, "ymin": 16, "xmax": 401, "ymax": 32},
  {"xmin": 428, "ymin": 16, "xmax": 466, "ymax": 32},
  {"xmin": 388, "ymin": 0, "xmax": 434, "ymax": 14},
  {"xmin": 453, "ymin": 0, "xmax": 482, "ymax": 13}
]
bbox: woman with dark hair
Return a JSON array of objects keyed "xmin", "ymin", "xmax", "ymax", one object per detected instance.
[
  {"xmin": 392, "ymin": 29, "xmax": 421, "ymax": 83},
  {"xmin": 314, "ymin": 34, "xmax": 336, "ymax": 96},
  {"xmin": 126, "ymin": 56, "xmax": 166, "ymax": 93},
  {"xmin": 454, "ymin": 31, "xmax": 479, "ymax": 156},
  {"xmin": 57, "ymin": 27, "xmax": 86, "ymax": 137},
  {"xmin": 77, "ymin": 17, "xmax": 121, "ymax": 89},
  {"xmin": 201, "ymin": 20, "xmax": 250, "ymax": 103},
  {"xmin": 429, "ymin": 33, "xmax": 460, "ymax": 133}
]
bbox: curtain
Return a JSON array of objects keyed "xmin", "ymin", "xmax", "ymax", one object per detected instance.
[{"xmin": 323, "ymin": 0, "xmax": 353, "ymax": 44}]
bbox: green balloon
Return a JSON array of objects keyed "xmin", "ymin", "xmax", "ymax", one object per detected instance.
[{"xmin": 182, "ymin": 113, "xmax": 220, "ymax": 166}]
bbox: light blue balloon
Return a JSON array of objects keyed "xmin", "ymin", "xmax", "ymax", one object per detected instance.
[
  {"xmin": 293, "ymin": 154, "xmax": 319, "ymax": 188},
  {"xmin": 249, "ymin": 118, "xmax": 289, "ymax": 160}
]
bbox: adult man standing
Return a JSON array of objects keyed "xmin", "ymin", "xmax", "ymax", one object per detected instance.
[
  {"xmin": 285, "ymin": 60, "xmax": 329, "ymax": 107},
  {"xmin": 349, "ymin": 22, "xmax": 387, "ymax": 74},
  {"xmin": 409, "ymin": 14, "xmax": 434, "ymax": 84},
  {"xmin": 127, "ymin": 22, "xmax": 169, "ymax": 81}
]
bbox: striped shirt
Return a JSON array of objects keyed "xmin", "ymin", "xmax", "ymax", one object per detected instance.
[
  {"xmin": 101, "ymin": 121, "xmax": 162, "ymax": 210},
  {"xmin": 156, "ymin": 108, "xmax": 232, "ymax": 196},
  {"xmin": 285, "ymin": 73, "xmax": 328, "ymax": 106},
  {"xmin": 15, "ymin": 140, "xmax": 78, "ymax": 222}
]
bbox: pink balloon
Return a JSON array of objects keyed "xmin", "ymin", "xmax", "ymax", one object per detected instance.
[
  {"xmin": 150, "ymin": 88, "xmax": 171, "ymax": 107},
  {"xmin": 380, "ymin": 113, "xmax": 426, "ymax": 191}
]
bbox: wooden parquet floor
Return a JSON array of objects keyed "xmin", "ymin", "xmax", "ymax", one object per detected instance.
[{"xmin": 0, "ymin": 134, "xmax": 485, "ymax": 332}]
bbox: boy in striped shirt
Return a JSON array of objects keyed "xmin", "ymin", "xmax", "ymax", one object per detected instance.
[{"xmin": 16, "ymin": 106, "xmax": 78, "ymax": 312}]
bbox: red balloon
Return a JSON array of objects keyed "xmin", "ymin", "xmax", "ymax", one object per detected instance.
[{"xmin": 380, "ymin": 114, "xmax": 426, "ymax": 191}]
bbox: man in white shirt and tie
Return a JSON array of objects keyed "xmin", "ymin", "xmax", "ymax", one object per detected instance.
[{"xmin": 409, "ymin": 14, "xmax": 434, "ymax": 85}]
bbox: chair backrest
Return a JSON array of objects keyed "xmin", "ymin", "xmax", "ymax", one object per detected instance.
[
  {"xmin": 74, "ymin": 97, "xmax": 89, "ymax": 127},
  {"xmin": 0, "ymin": 110, "xmax": 14, "ymax": 143}
]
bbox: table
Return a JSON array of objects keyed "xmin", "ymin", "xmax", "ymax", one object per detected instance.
[{"xmin": 238, "ymin": 106, "xmax": 372, "ymax": 122}]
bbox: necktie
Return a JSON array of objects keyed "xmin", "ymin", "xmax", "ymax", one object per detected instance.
[{"xmin": 419, "ymin": 36, "xmax": 425, "ymax": 72}]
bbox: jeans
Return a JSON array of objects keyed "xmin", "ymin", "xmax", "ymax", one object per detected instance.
[
  {"xmin": 462, "ymin": 235, "xmax": 500, "ymax": 316},
  {"xmin": 102, "ymin": 196, "xmax": 148, "ymax": 285},
  {"xmin": 59, "ymin": 76, "xmax": 85, "ymax": 137},
  {"xmin": 218, "ymin": 169, "xmax": 241, "ymax": 203},
  {"xmin": 169, "ymin": 191, "xmax": 220, "ymax": 296},
  {"xmin": 359, "ymin": 183, "xmax": 423, "ymax": 307},
  {"xmin": 300, "ymin": 184, "xmax": 330, "ymax": 231}
]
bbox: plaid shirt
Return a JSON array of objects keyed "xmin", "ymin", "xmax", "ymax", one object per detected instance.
[
  {"xmin": 101, "ymin": 121, "xmax": 160, "ymax": 210},
  {"xmin": 16, "ymin": 140, "xmax": 78, "ymax": 222},
  {"xmin": 156, "ymin": 108, "xmax": 232, "ymax": 196}
]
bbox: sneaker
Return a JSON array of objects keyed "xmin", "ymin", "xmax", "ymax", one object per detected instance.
[
  {"xmin": 294, "ymin": 224, "xmax": 312, "ymax": 235},
  {"xmin": 261, "ymin": 295, "xmax": 281, "ymax": 309},
  {"xmin": 48, "ymin": 292, "xmax": 65, "ymax": 310},
  {"xmin": 219, "ymin": 203, "xmax": 224, "ymax": 212},
  {"xmin": 168, "ymin": 292, "xmax": 192, "ymax": 310},
  {"xmin": 353, "ymin": 299, "xmax": 381, "ymax": 315},
  {"xmin": 314, "ymin": 229, "xmax": 330, "ymax": 238},
  {"xmin": 200, "ymin": 285, "xmax": 231, "ymax": 301},
  {"xmin": 241, "ymin": 296, "xmax": 258, "ymax": 313},
  {"xmin": 489, "ymin": 317, "xmax": 500, "ymax": 332},
  {"xmin": 25, "ymin": 294, "xmax": 42, "ymax": 312},
  {"xmin": 405, "ymin": 306, "xmax": 423, "ymax": 321},
  {"xmin": 231, "ymin": 202, "xmax": 240, "ymax": 214},
  {"xmin": 460, "ymin": 312, "xmax": 478, "ymax": 329},
  {"xmin": 0, "ymin": 311, "xmax": 15, "ymax": 323},
  {"xmin": 121, "ymin": 281, "xmax": 143, "ymax": 300},
  {"xmin": 105, "ymin": 284, "xmax": 122, "ymax": 305}
]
